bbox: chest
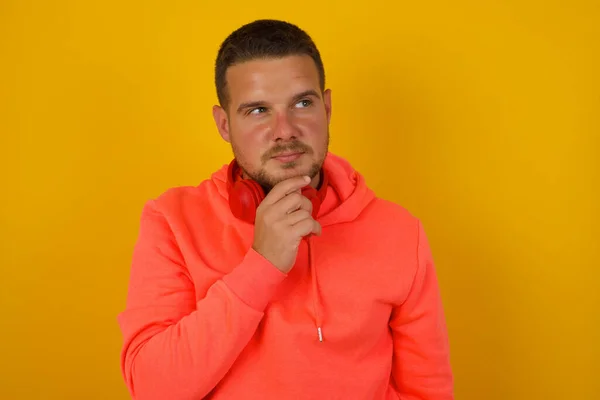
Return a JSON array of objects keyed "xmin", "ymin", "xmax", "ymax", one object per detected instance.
[{"xmin": 185, "ymin": 219, "xmax": 417, "ymax": 347}]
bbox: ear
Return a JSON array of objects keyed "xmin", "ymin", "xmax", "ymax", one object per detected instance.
[
  {"xmin": 322, "ymin": 88, "xmax": 332, "ymax": 124},
  {"xmin": 212, "ymin": 105, "xmax": 231, "ymax": 142}
]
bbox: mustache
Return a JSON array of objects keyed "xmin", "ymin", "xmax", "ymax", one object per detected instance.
[{"xmin": 262, "ymin": 141, "xmax": 312, "ymax": 161}]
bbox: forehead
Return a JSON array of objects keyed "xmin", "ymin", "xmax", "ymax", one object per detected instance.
[{"xmin": 225, "ymin": 55, "xmax": 321, "ymax": 105}]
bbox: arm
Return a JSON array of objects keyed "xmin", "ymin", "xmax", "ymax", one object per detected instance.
[
  {"xmin": 117, "ymin": 200, "xmax": 286, "ymax": 400},
  {"xmin": 389, "ymin": 220, "xmax": 454, "ymax": 399}
]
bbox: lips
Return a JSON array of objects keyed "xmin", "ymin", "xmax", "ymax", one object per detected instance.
[{"xmin": 272, "ymin": 152, "xmax": 304, "ymax": 162}]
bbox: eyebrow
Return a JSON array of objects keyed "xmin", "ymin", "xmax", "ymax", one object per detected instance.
[{"xmin": 236, "ymin": 89, "xmax": 321, "ymax": 114}]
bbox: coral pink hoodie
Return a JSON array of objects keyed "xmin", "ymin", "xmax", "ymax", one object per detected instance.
[{"xmin": 117, "ymin": 152, "xmax": 454, "ymax": 399}]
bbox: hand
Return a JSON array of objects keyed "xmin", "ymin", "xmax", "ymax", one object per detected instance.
[{"xmin": 252, "ymin": 175, "xmax": 322, "ymax": 273}]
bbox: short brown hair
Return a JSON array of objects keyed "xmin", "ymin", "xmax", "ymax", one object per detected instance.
[{"xmin": 214, "ymin": 19, "xmax": 325, "ymax": 110}]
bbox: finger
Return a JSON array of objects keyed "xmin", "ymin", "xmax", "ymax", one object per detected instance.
[
  {"xmin": 285, "ymin": 209, "xmax": 312, "ymax": 226},
  {"xmin": 261, "ymin": 176, "xmax": 311, "ymax": 206},
  {"xmin": 292, "ymin": 218, "xmax": 321, "ymax": 238},
  {"xmin": 314, "ymin": 220, "xmax": 322, "ymax": 236},
  {"xmin": 275, "ymin": 192, "xmax": 313, "ymax": 215}
]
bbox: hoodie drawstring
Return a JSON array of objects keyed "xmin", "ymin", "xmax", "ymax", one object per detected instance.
[{"xmin": 307, "ymin": 236, "xmax": 323, "ymax": 342}]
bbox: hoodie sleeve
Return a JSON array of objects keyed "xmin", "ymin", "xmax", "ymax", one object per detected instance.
[
  {"xmin": 389, "ymin": 220, "xmax": 454, "ymax": 399},
  {"xmin": 117, "ymin": 200, "xmax": 287, "ymax": 400}
]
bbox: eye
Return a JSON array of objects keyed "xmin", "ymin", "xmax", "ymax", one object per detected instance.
[
  {"xmin": 248, "ymin": 107, "xmax": 267, "ymax": 115},
  {"xmin": 295, "ymin": 99, "xmax": 312, "ymax": 108}
]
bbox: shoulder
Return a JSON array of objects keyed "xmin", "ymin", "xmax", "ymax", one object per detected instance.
[
  {"xmin": 138, "ymin": 177, "xmax": 228, "ymax": 222},
  {"xmin": 359, "ymin": 196, "xmax": 425, "ymax": 249},
  {"xmin": 153, "ymin": 180, "xmax": 214, "ymax": 206},
  {"xmin": 365, "ymin": 197, "xmax": 420, "ymax": 227},
  {"xmin": 368, "ymin": 197, "xmax": 417, "ymax": 220}
]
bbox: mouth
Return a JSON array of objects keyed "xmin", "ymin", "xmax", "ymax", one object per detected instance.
[{"xmin": 272, "ymin": 152, "xmax": 304, "ymax": 163}]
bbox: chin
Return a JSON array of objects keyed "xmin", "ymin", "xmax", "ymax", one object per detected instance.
[{"xmin": 256, "ymin": 158, "xmax": 316, "ymax": 188}]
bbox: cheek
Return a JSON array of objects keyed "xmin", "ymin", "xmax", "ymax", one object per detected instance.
[
  {"xmin": 298, "ymin": 115, "xmax": 328, "ymax": 142},
  {"xmin": 232, "ymin": 117, "xmax": 270, "ymax": 141},
  {"xmin": 231, "ymin": 119, "xmax": 272, "ymax": 160}
]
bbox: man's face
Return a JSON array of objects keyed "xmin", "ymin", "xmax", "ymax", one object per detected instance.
[{"xmin": 213, "ymin": 55, "xmax": 332, "ymax": 191}]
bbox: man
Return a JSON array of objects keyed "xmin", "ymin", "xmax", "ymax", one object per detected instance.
[{"xmin": 117, "ymin": 19, "xmax": 454, "ymax": 400}]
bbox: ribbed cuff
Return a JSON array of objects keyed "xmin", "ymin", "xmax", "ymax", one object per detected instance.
[{"xmin": 222, "ymin": 248, "xmax": 287, "ymax": 311}]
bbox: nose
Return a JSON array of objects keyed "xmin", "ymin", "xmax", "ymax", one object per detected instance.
[{"xmin": 271, "ymin": 110, "xmax": 299, "ymax": 141}]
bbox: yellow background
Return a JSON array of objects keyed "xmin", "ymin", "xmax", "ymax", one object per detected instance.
[{"xmin": 1, "ymin": 1, "xmax": 598, "ymax": 399}]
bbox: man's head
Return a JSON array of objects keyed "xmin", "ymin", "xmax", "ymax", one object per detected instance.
[{"xmin": 212, "ymin": 19, "xmax": 332, "ymax": 192}]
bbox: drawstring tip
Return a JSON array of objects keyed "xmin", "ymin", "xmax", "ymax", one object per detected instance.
[{"xmin": 317, "ymin": 327, "xmax": 323, "ymax": 342}]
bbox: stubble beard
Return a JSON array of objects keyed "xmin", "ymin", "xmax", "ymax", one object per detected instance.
[{"xmin": 231, "ymin": 132, "xmax": 329, "ymax": 193}]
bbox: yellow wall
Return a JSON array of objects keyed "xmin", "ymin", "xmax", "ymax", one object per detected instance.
[{"xmin": 1, "ymin": 1, "xmax": 598, "ymax": 399}]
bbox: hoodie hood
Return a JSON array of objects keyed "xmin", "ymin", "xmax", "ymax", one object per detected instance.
[{"xmin": 210, "ymin": 151, "xmax": 376, "ymax": 227}]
